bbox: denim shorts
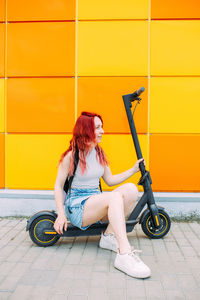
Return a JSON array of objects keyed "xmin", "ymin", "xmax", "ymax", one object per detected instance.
[{"xmin": 65, "ymin": 188, "xmax": 101, "ymax": 230}]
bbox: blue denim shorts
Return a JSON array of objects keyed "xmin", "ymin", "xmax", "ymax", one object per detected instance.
[{"xmin": 65, "ymin": 188, "xmax": 101, "ymax": 230}]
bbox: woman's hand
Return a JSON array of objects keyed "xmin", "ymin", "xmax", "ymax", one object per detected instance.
[
  {"xmin": 133, "ymin": 158, "xmax": 145, "ymax": 173},
  {"xmin": 54, "ymin": 214, "xmax": 68, "ymax": 235}
]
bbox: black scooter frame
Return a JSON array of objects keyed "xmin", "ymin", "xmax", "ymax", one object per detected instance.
[{"xmin": 122, "ymin": 92, "xmax": 162, "ymax": 229}]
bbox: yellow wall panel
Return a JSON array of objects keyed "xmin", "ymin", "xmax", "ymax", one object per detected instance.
[
  {"xmin": 151, "ymin": 21, "xmax": 200, "ymax": 76},
  {"xmin": 150, "ymin": 134, "xmax": 200, "ymax": 192},
  {"xmin": 150, "ymin": 77, "xmax": 200, "ymax": 133},
  {"xmin": 78, "ymin": 21, "xmax": 148, "ymax": 76},
  {"xmin": 7, "ymin": 22, "xmax": 75, "ymax": 77},
  {"xmin": 78, "ymin": 0, "xmax": 148, "ymax": 20},
  {"xmin": 7, "ymin": 78, "xmax": 75, "ymax": 133},
  {"xmin": 0, "ymin": 78, "xmax": 4, "ymax": 132},
  {"xmin": 0, "ymin": 23, "xmax": 5, "ymax": 77},
  {"xmin": 7, "ymin": 0, "xmax": 75, "ymax": 21},
  {"xmin": 0, "ymin": 133, "xmax": 5, "ymax": 188},
  {"xmin": 78, "ymin": 77, "xmax": 148, "ymax": 133},
  {"xmin": 6, "ymin": 134, "xmax": 72, "ymax": 189},
  {"xmin": 101, "ymin": 134, "xmax": 148, "ymax": 191},
  {"xmin": 0, "ymin": 0, "xmax": 5, "ymax": 21}
]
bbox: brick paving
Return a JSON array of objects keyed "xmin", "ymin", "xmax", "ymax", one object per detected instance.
[{"xmin": 0, "ymin": 218, "xmax": 200, "ymax": 299}]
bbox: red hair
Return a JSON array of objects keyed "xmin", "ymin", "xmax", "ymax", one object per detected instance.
[{"xmin": 58, "ymin": 111, "xmax": 109, "ymax": 176}]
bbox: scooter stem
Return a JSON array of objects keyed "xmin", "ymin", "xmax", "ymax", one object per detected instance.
[
  {"xmin": 122, "ymin": 92, "xmax": 161, "ymax": 229},
  {"xmin": 122, "ymin": 94, "xmax": 145, "ymax": 176}
]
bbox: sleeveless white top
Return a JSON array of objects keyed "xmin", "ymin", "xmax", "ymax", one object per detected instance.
[{"xmin": 71, "ymin": 147, "xmax": 105, "ymax": 189}]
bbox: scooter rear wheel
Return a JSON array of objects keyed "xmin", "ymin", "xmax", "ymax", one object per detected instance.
[
  {"xmin": 29, "ymin": 215, "xmax": 60, "ymax": 247},
  {"xmin": 141, "ymin": 209, "xmax": 171, "ymax": 239}
]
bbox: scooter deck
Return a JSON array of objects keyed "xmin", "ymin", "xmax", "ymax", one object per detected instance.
[{"xmin": 44, "ymin": 220, "xmax": 139, "ymax": 237}]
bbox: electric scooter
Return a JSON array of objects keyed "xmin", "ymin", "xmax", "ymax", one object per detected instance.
[{"xmin": 26, "ymin": 87, "xmax": 171, "ymax": 247}]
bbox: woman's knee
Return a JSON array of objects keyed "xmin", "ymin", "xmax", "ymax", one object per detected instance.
[
  {"xmin": 118, "ymin": 183, "xmax": 138, "ymax": 208},
  {"xmin": 127, "ymin": 182, "xmax": 138, "ymax": 195},
  {"xmin": 109, "ymin": 191, "xmax": 124, "ymax": 206}
]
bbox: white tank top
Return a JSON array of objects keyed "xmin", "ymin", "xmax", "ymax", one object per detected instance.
[{"xmin": 71, "ymin": 147, "xmax": 105, "ymax": 189}]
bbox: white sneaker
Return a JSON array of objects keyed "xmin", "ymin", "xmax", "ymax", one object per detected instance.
[
  {"xmin": 99, "ymin": 232, "xmax": 119, "ymax": 252},
  {"xmin": 114, "ymin": 249, "xmax": 151, "ymax": 279}
]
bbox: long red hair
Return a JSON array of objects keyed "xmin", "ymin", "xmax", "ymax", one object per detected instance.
[{"xmin": 58, "ymin": 111, "xmax": 109, "ymax": 176}]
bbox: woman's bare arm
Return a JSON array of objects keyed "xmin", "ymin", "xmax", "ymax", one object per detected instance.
[
  {"xmin": 54, "ymin": 151, "xmax": 71, "ymax": 233},
  {"xmin": 102, "ymin": 158, "xmax": 145, "ymax": 186}
]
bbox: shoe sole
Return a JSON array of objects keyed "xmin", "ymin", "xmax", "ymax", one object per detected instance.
[
  {"xmin": 99, "ymin": 243, "xmax": 118, "ymax": 253},
  {"xmin": 114, "ymin": 263, "xmax": 151, "ymax": 279}
]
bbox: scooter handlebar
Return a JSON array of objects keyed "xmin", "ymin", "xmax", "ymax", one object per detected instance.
[
  {"xmin": 122, "ymin": 87, "xmax": 145, "ymax": 102},
  {"xmin": 131, "ymin": 87, "xmax": 145, "ymax": 99}
]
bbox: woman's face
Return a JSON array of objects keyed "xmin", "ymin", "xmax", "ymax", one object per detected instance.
[{"xmin": 94, "ymin": 116, "xmax": 104, "ymax": 143}]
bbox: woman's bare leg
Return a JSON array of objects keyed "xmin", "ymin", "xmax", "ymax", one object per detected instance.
[
  {"xmin": 82, "ymin": 191, "xmax": 132, "ymax": 254},
  {"xmin": 103, "ymin": 183, "xmax": 139, "ymax": 235},
  {"xmin": 82, "ymin": 184, "xmax": 151, "ymax": 278}
]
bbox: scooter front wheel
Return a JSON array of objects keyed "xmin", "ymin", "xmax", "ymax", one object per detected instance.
[
  {"xmin": 29, "ymin": 215, "xmax": 60, "ymax": 247},
  {"xmin": 141, "ymin": 209, "xmax": 171, "ymax": 239}
]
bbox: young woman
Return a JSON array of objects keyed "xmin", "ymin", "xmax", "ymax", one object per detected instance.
[{"xmin": 54, "ymin": 111, "xmax": 151, "ymax": 279}]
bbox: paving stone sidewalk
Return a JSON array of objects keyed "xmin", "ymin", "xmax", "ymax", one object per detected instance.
[{"xmin": 0, "ymin": 218, "xmax": 200, "ymax": 300}]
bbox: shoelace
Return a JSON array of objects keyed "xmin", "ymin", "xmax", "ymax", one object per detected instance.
[
  {"xmin": 128, "ymin": 249, "xmax": 143, "ymax": 263},
  {"xmin": 104, "ymin": 233, "xmax": 115, "ymax": 237},
  {"xmin": 106, "ymin": 234, "xmax": 118, "ymax": 247},
  {"xmin": 104, "ymin": 233, "xmax": 117, "ymax": 242},
  {"xmin": 109, "ymin": 234, "xmax": 116, "ymax": 240}
]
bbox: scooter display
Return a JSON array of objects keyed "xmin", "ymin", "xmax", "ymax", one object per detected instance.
[{"xmin": 26, "ymin": 87, "xmax": 171, "ymax": 247}]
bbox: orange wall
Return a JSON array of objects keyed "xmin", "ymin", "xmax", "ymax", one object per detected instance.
[
  {"xmin": 7, "ymin": 78, "xmax": 75, "ymax": 132},
  {"xmin": 0, "ymin": 0, "xmax": 200, "ymax": 192},
  {"xmin": 150, "ymin": 135, "xmax": 200, "ymax": 192},
  {"xmin": 151, "ymin": 0, "xmax": 200, "ymax": 19},
  {"xmin": 0, "ymin": 133, "xmax": 5, "ymax": 188}
]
